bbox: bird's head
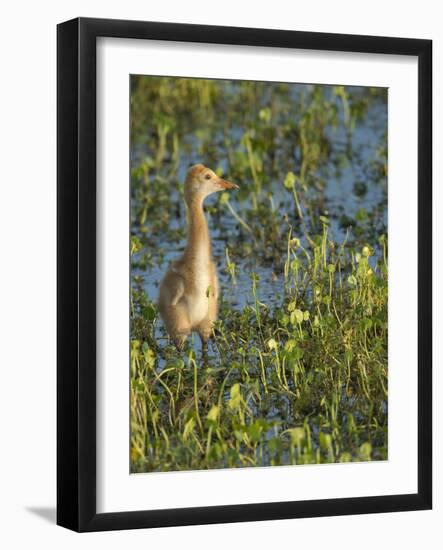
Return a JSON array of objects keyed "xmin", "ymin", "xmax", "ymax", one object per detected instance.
[{"xmin": 184, "ymin": 164, "xmax": 238, "ymax": 204}]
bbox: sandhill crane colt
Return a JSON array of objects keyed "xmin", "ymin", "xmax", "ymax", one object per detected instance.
[{"xmin": 158, "ymin": 164, "xmax": 238, "ymax": 353}]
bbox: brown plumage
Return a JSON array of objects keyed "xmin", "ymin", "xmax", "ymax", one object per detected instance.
[{"xmin": 158, "ymin": 164, "xmax": 238, "ymax": 351}]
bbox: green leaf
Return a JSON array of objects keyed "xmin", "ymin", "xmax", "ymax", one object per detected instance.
[
  {"xmin": 142, "ymin": 303, "xmax": 156, "ymax": 321},
  {"xmin": 291, "ymin": 309, "xmax": 304, "ymax": 325},
  {"xmin": 289, "ymin": 427, "xmax": 305, "ymax": 446},
  {"xmin": 130, "ymin": 236, "xmax": 142, "ymax": 255},
  {"xmin": 219, "ymin": 192, "xmax": 229, "ymax": 205},
  {"xmin": 355, "ymin": 208, "xmax": 369, "ymax": 222},
  {"xmin": 359, "ymin": 442, "xmax": 372, "ymax": 461},
  {"xmin": 280, "ymin": 314, "xmax": 290, "ymax": 327},
  {"xmin": 183, "ymin": 417, "xmax": 195, "ymax": 441},
  {"xmin": 248, "ymin": 421, "xmax": 263, "ymax": 443},
  {"xmin": 267, "ymin": 338, "xmax": 278, "ymax": 351},
  {"xmin": 259, "ymin": 107, "xmax": 271, "ymax": 123},
  {"xmin": 284, "ymin": 339, "xmax": 297, "ymax": 353},
  {"xmin": 348, "ymin": 275, "xmax": 357, "ymax": 287},
  {"xmin": 319, "ymin": 432, "xmax": 333, "ymax": 450},
  {"xmin": 207, "ymin": 405, "xmax": 220, "ymax": 422},
  {"xmin": 284, "ymin": 171, "xmax": 296, "ymax": 189},
  {"xmin": 228, "ymin": 384, "xmax": 242, "ymax": 411}
]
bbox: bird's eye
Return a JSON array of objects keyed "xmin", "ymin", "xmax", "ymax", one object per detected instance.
[{"xmin": 205, "ymin": 174, "xmax": 211, "ymax": 180}]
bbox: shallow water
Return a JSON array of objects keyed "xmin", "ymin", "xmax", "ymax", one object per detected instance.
[{"xmin": 132, "ymin": 93, "xmax": 386, "ymax": 313}]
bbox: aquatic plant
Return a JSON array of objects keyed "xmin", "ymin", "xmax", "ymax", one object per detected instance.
[{"xmin": 129, "ymin": 77, "xmax": 388, "ymax": 472}]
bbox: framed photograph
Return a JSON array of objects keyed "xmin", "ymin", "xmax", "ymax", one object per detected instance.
[{"xmin": 57, "ymin": 17, "xmax": 432, "ymax": 532}]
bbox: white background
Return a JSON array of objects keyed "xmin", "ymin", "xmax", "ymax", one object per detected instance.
[{"xmin": 0, "ymin": 0, "xmax": 441, "ymax": 548}]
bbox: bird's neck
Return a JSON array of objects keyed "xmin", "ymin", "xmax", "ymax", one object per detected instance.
[{"xmin": 184, "ymin": 197, "xmax": 212, "ymax": 265}]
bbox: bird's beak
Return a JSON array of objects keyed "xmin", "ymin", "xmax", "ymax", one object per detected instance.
[{"xmin": 217, "ymin": 178, "xmax": 239, "ymax": 190}]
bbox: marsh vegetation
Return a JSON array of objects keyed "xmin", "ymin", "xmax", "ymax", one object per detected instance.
[{"xmin": 130, "ymin": 76, "xmax": 388, "ymax": 472}]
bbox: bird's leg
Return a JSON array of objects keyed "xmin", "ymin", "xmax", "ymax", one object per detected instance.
[
  {"xmin": 197, "ymin": 319, "xmax": 213, "ymax": 365},
  {"xmin": 201, "ymin": 337, "xmax": 208, "ymax": 365},
  {"xmin": 198, "ymin": 329, "xmax": 211, "ymax": 365},
  {"xmin": 174, "ymin": 339, "xmax": 184, "ymax": 353},
  {"xmin": 173, "ymin": 330, "xmax": 189, "ymax": 353}
]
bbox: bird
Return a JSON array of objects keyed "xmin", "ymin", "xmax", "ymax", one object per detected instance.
[{"xmin": 158, "ymin": 164, "xmax": 238, "ymax": 353}]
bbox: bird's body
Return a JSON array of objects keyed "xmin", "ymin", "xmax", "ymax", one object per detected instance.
[{"xmin": 158, "ymin": 164, "xmax": 238, "ymax": 351}]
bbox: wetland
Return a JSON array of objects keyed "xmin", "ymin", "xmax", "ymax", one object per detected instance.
[{"xmin": 130, "ymin": 76, "xmax": 388, "ymax": 473}]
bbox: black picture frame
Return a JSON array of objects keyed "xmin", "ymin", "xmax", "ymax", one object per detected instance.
[{"xmin": 57, "ymin": 17, "xmax": 432, "ymax": 532}]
